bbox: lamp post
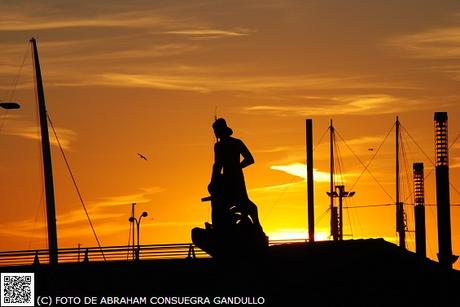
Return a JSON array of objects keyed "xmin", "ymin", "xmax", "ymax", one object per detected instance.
[
  {"xmin": 129, "ymin": 211, "xmax": 148, "ymax": 260},
  {"xmin": 0, "ymin": 102, "xmax": 21, "ymax": 110}
]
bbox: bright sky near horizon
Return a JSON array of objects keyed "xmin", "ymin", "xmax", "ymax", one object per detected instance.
[{"xmin": 1, "ymin": 0, "xmax": 460, "ymax": 269}]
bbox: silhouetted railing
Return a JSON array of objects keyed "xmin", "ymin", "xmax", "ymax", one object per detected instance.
[
  {"xmin": 0, "ymin": 239, "xmax": 306, "ymax": 267},
  {"xmin": 0, "ymin": 243, "xmax": 206, "ymax": 266}
]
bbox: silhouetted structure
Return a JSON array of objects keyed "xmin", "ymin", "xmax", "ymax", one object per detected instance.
[
  {"xmin": 413, "ymin": 163, "xmax": 426, "ymax": 258},
  {"xmin": 329, "ymin": 120, "xmax": 339, "ymax": 240},
  {"xmin": 31, "ymin": 37, "xmax": 58, "ymax": 265},
  {"xmin": 395, "ymin": 116, "xmax": 406, "ymax": 249},
  {"xmin": 434, "ymin": 112, "xmax": 457, "ymax": 269},
  {"xmin": 192, "ymin": 118, "xmax": 267, "ymax": 259},
  {"xmin": 3, "ymin": 239, "xmax": 460, "ymax": 306},
  {"xmin": 327, "ymin": 185, "xmax": 355, "ymax": 241},
  {"xmin": 306, "ymin": 119, "xmax": 315, "ymax": 242},
  {"xmin": 0, "ymin": 102, "xmax": 20, "ymax": 109}
]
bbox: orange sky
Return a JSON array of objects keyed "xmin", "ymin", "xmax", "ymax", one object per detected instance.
[{"xmin": 0, "ymin": 0, "xmax": 459, "ymax": 269}]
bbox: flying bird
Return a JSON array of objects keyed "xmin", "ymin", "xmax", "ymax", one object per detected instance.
[
  {"xmin": 137, "ymin": 153, "xmax": 148, "ymax": 161},
  {"xmin": 368, "ymin": 148, "xmax": 374, "ymax": 151}
]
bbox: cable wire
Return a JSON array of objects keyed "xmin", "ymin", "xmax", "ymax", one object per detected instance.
[
  {"xmin": 47, "ymin": 114, "xmax": 106, "ymax": 261},
  {"xmin": 336, "ymin": 127, "xmax": 395, "ymax": 202}
]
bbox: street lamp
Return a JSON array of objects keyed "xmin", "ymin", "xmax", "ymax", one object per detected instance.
[
  {"xmin": 129, "ymin": 211, "xmax": 148, "ymax": 260},
  {"xmin": 0, "ymin": 102, "xmax": 20, "ymax": 110}
]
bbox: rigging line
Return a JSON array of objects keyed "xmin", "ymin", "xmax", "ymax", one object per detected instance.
[
  {"xmin": 343, "ymin": 202, "xmax": 460, "ymax": 208},
  {"xmin": 313, "ymin": 126, "xmax": 329, "ymax": 153},
  {"xmin": 400, "ymin": 125, "xmax": 460, "ymax": 202},
  {"xmin": 7, "ymin": 44, "xmax": 29, "ymax": 101},
  {"xmin": 401, "ymin": 136, "xmax": 414, "ymax": 235},
  {"xmin": 47, "ymin": 113, "xmax": 106, "ymax": 261},
  {"xmin": 451, "ymin": 185, "xmax": 460, "ymax": 197},
  {"xmin": 335, "ymin": 127, "xmax": 395, "ymax": 202},
  {"xmin": 425, "ymin": 203, "xmax": 460, "ymax": 207},
  {"xmin": 402, "ymin": 125, "xmax": 460, "ymax": 197},
  {"xmin": 400, "ymin": 124, "xmax": 455, "ymax": 204},
  {"xmin": 334, "ymin": 134, "xmax": 345, "ymax": 185},
  {"xmin": 400, "ymin": 131, "xmax": 413, "ymax": 205},
  {"xmin": 449, "ymin": 133, "xmax": 460, "ymax": 150},
  {"xmin": 402, "ymin": 168, "xmax": 435, "ymax": 204},
  {"xmin": 127, "ymin": 221, "xmax": 132, "ymax": 260},
  {"xmin": 261, "ymin": 174, "xmax": 300, "ymax": 222},
  {"xmin": 0, "ymin": 109, "xmax": 10, "ymax": 136},
  {"xmin": 28, "ymin": 186, "xmax": 46, "ymax": 251},
  {"xmin": 1, "ymin": 46, "xmax": 29, "ymax": 135},
  {"xmin": 345, "ymin": 198, "xmax": 354, "ymax": 238},
  {"xmin": 314, "ymin": 208, "xmax": 330, "ymax": 225},
  {"xmin": 343, "ymin": 203, "xmax": 393, "ymax": 209},
  {"xmin": 400, "ymin": 125, "xmax": 434, "ymax": 167},
  {"xmin": 333, "ymin": 133, "xmax": 355, "ymax": 236}
]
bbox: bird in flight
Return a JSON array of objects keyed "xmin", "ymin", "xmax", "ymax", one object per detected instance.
[
  {"xmin": 137, "ymin": 153, "xmax": 148, "ymax": 161},
  {"xmin": 368, "ymin": 148, "xmax": 374, "ymax": 151}
]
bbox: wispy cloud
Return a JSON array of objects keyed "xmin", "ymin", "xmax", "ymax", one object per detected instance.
[
  {"xmin": 242, "ymin": 94, "xmax": 424, "ymax": 116},
  {"xmin": 3, "ymin": 124, "xmax": 77, "ymax": 150},
  {"xmin": 385, "ymin": 26, "xmax": 460, "ymax": 59},
  {"xmin": 163, "ymin": 28, "xmax": 251, "ymax": 40},
  {"xmin": 88, "ymin": 73, "xmax": 412, "ymax": 94},
  {"xmin": 254, "ymin": 146, "xmax": 294, "ymax": 154},
  {"xmin": 0, "ymin": 186, "xmax": 164, "ymax": 240},
  {"xmin": 95, "ymin": 73, "xmax": 210, "ymax": 93},
  {"xmin": 249, "ymin": 180, "xmax": 305, "ymax": 193},
  {"xmin": 345, "ymin": 135, "xmax": 385, "ymax": 147},
  {"xmin": 0, "ymin": 9, "xmax": 174, "ymax": 31},
  {"xmin": 90, "ymin": 187, "xmax": 165, "ymax": 208},
  {"xmin": 270, "ymin": 163, "xmax": 330, "ymax": 182}
]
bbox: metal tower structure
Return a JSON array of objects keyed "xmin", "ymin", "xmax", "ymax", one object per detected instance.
[
  {"xmin": 434, "ymin": 112, "xmax": 457, "ymax": 269},
  {"xmin": 413, "ymin": 163, "xmax": 426, "ymax": 258}
]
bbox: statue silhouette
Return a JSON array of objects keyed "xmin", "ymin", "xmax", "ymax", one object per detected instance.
[
  {"xmin": 209, "ymin": 118, "xmax": 262, "ymax": 231},
  {"xmin": 192, "ymin": 118, "xmax": 267, "ymax": 259}
]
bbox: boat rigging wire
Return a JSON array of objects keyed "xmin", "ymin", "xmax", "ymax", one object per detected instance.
[
  {"xmin": 47, "ymin": 113, "xmax": 106, "ymax": 261},
  {"xmin": 400, "ymin": 124, "xmax": 460, "ymax": 198},
  {"xmin": 0, "ymin": 45, "xmax": 29, "ymax": 135},
  {"xmin": 331, "ymin": 129, "xmax": 355, "ymax": 237},
  {"xmin": 261, "ymin": 126, "xmax": 329, "ymax": 223},
  {"xmin": 7, "ymin": 44, "xmax": 29, "ymax": 101},
  {"xmin": 336, "ymin": 126, "xmax": 395, "ymax": 202}
]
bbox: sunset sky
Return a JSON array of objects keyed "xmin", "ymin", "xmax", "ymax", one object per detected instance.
[{"xmin": 1, "ymin": 0, "xmax": 460, "ymax": 268}]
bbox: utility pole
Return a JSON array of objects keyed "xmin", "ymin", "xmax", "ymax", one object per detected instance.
[
  {"xmin": 130, "ymin": 203, "xmax": 136, "ymax": 260},
  {"xmin": 306, "ymin": 119, "xmax": 315, "ymax": 242}
]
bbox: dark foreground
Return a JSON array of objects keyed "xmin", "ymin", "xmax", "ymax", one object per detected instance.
[{"xmin": 2, "ymin": 239, "xmax": 459, "ymax": 306}]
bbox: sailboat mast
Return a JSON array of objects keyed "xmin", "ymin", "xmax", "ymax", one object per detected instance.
[
  {"xmin": 395, "ymin": 116, "xmax": 405, "ymax": 249},
  {"xmin": 30, "ymin": 38, "xmax": 58, "ymax": 264},
  {"xmin": 329, "ymin": 119, "xmax": 338, "ymax": 241}
]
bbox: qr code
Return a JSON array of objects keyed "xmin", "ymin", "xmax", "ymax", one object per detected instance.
[{"xmin": 1, "ymin": 273, "xmax": 34, "ymax": 306}]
